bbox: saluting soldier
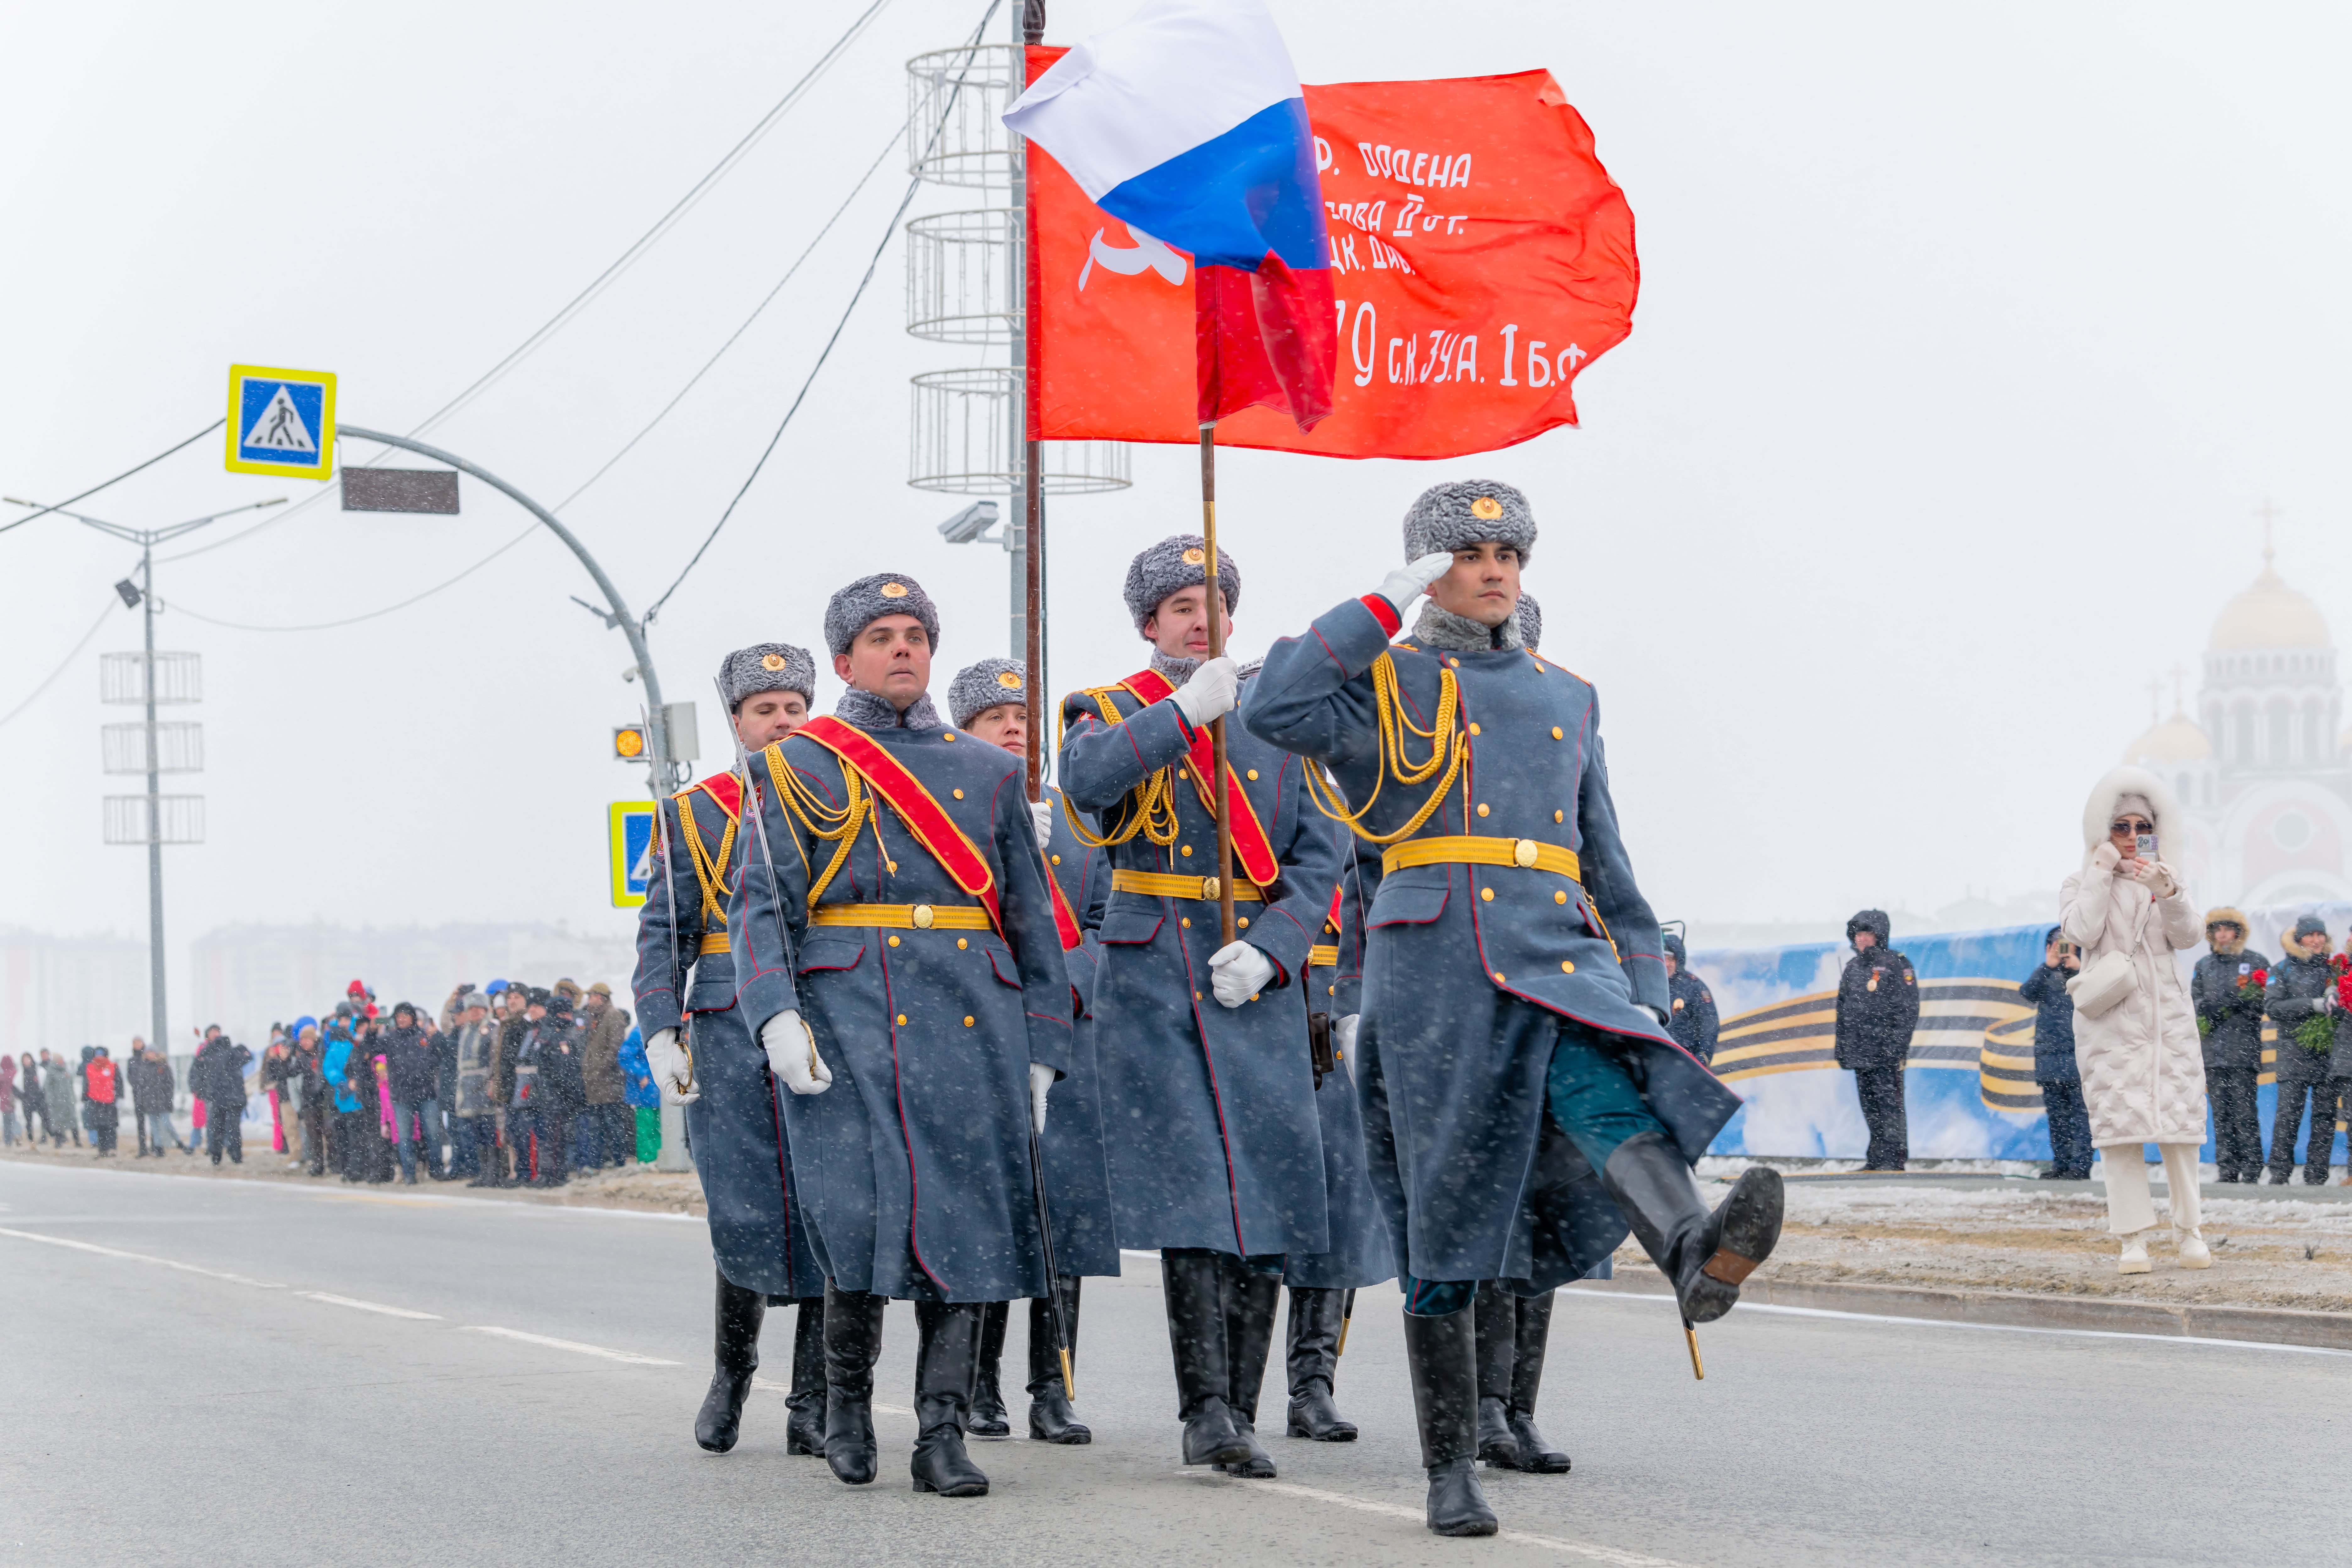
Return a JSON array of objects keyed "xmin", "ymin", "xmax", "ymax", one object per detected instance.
[
  {"xmin": 1056, "ymin": 537, "xmax": 1345, "ymax": 1480},
  {"xmin": 729, "ymin": 576, "xmax": 1072, "ymax": 1500},
  {"xmin": 1242, "ymin": 481, "xmax": 1782, "ymax": 1537},
  {"xmin": 632, "ymin": 644, "xmax": 830, "ymax": 1459},
  {"xmin": 948, "ymin": 656, "xmax": 1112, "ymax": 1446},
  {"xmin": 1285, "ymin": 823, "xmax": 1393, "ymax": 1445}
]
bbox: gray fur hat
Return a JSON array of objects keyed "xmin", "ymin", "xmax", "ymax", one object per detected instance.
[
  {"xmin": 1515, "ymin": 591, "xmax": 1542, "ymax": 652},
  {"xmin": 824, "ymin": 572, "xmax": 940, "ymax": 657},
  {"xmin": 1402, "ymin": 480, "xmax": 1536, "ymax": 564},
  {"xmin": 948, "ymin": 657, "xmax": 1028, "ymax": 729},
  {"xmin": 718, "ymin": 642, "xmax": 816, "ymax": 710},
  {"xmin": 1123, "ymin": 535, "xmax": 1240, "ymax": 633}
]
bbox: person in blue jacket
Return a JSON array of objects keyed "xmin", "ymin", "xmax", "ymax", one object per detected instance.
[
  {"xmin": 633, "ymin": 643, "xmax": 828, "ymax": 1461},
  {"xmin": 729, "ymin": 575, "xmax": 1073, "ymax": 1501},
  {"xmin": 1056, "ymin": 536, "xmax": 1346, "ymax": 1482},
  {"xmin": 1662, "ymin": 931, "xmax": 1720, "ymax": 1066},
  {"xmin": 1242, "ymin": 480, "xmax": 1781, "ymax": 1537},
  {"xmin": 2020, "ymin": 926, "xmax": 2093, "ymax": 1179},
  {"xmin": 950, "ymin": 656, "xmax": 1114, "ymax": 1446}
]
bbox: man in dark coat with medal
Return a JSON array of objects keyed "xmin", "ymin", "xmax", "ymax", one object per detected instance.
[
  {"xmin": 633, "ymin": 642, "xmax": 829, "ymax": 1459},
  {"xmin": 1243, "ymin": 480, "xmax": 1782, "ymax": 1537},
  {"xmin": 730, "ymin": 575, "xmax": 1073, "ymax": 1500},
  {"xmin": 948, "ymin": 656, "xmax": 1113, "ymax": 1446},
  {"xmin": 1056, "ymin": 536, "xmax": 1346, "ymax": 1481}
]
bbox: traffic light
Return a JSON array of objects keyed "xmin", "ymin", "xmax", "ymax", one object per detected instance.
[{"xmin": 612, "ymin": 724, "xmax": 648, "ymax": 761}]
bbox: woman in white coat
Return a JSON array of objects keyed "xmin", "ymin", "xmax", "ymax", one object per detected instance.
[{"xmin": 2059, "ymin": 765, "xmax": 2214, "ymax": 1274}]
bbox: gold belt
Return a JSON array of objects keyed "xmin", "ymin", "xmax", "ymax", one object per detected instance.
[
  {"xmin": 1110, "ymin": 869, "xmax": 1265, "ymax": 902},
  {"xmin": 1382, "ymin": 835, "xmax": 1583, "ymax": 882},
  {"xmin": 810, "ymin": 902, "xmax": 993, "ymax": 930},
  {"xmin": 698, "ymin": 932, "xmax": 731, "ymax": 956},
  {"xmin": 1307, "ymin": 944, "xmax": 1340, "ymax": 968}
]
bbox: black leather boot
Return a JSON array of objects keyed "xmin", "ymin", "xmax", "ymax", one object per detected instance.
[
  {"xmin": 822, "ymin": 1283, "xmax": 886, "ymax": 1485},
  {"xmin": 1602, "ymin": 1133, "xmax": 1784, "ymax": 1325},
  {"xmin": 785, "ymin": 1295, "xmax": 828, "ymax": 1457},
  {"xmin": 969, "ymin": 1301, "xmax": 1012, "ymax": 1437},
  {"xmin": 1220, "ymin": 1264, "xmax": 1281, "ymax": 1477},
  {"xmin": 1403, "ymin": 1306, "xmax": 1498, "ymax": 1537},
  {"xmin": 1472, "ymin": 1282, "xmax": 1519, "ymax": 1467},
  {"xmin": 1162, "ymin": 1252, "xmax": 1250, "ymax": 1467},
  {"xmin": 1026, "ymin": 1278, "xmax": 1091, "ymax": 1444},
  {"xmin": 1507, "ymin": 1290, "xmax": 1570, "ymax": 1473},
  {"xmin": 910, "ymin": 1302, "xmax": 990, "ymax": 1497},
  {"xmin": 1284, "ymin": 1286, "xmax": 1356, "ymax": 1441},
  {"xmin": 694, "ymin": 1270, "xmax": 764, "ymax": 1453}
]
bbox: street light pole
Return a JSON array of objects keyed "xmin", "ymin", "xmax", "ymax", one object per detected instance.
[{"xmin": 336, "ymin": 426, "xmax": 679, "ymax": 795}]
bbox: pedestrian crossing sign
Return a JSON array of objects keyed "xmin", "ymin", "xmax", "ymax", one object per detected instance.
[
  {"xmin": 609, "ymin": 799, "xmax": 658, "ymax": 908},
  {"xmin": 225, "ymin": 363, "xmax": 336, "ymax": 480}
]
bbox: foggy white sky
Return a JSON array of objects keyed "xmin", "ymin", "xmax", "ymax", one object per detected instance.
[{"xmin": 3, "ymin": 1, "xmax": 2347, "ymax": 1022}]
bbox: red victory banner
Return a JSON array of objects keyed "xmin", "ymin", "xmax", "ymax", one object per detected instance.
[{"xmin": 1024, "ymin": 55, "xmax": 1639, "ymax": 460}]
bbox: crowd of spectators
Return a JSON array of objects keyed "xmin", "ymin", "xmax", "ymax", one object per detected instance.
[{"xmin": 0, "ymin": 976, "xmax": 660, "ymax": 1187}]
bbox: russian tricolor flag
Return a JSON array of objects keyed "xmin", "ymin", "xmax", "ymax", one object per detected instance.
[{"xmin": 1005, "ymin": 0, "xmax": 1337, "ymax": 431}]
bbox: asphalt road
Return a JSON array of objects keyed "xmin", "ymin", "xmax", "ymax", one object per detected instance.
[{"xmin": 3, "ymin": 1159, "xmax": 2343, "ymax": 1568}]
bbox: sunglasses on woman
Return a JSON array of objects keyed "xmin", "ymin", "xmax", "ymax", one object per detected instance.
[{"xmin": 2110, "ymin": 818, "xmax": 2153, "ymax": 834}]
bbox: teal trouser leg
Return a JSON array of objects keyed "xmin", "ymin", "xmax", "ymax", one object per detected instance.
[{"xmin": 1544, "ymin": 1021, "xmax": 1669, "ymax": 1176}]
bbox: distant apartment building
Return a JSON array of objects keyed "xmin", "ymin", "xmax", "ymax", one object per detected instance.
[{"xmin": 0, "ymin": 927, "xmax": 151, "ymax": 1057}]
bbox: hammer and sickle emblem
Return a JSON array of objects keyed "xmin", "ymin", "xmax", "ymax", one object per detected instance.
[{"xmin": 1078, "ymin": 224, "xmax": 1188, "ymax": 293}]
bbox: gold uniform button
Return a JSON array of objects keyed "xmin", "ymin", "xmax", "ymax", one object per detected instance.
[
  {"xmin": 1561, "ymin": 960, "xmax": 1576, "ymax": 974},
  {"xmin": 952, "ymin": 788, "xmax": 964, "ymax": 800},
  {"xmin": 1552, "ymin": 727, "xmax": 1564, "ymax": 740},
  {"xmin": 1181, "ymin": 917, "xmax": 1192, "ymax": 928},
  {"xmin": 1468, "ymin": 722, "xmax": 1481, "ymax": 736},
  {"xmin": 963, "ymin": 1015, "xmax": 975, "ymax": 1027},
  {"xmin": 1476, "ymin": 803, "xmax": 1490, "ymax": 818},
  {"xmin": 1553, "ymin": 810, "xmax": 1565, "ymax": 824},
  {"xmin": 1176, "ymin": 768, "xmax": 1188, "ymax": 780},
  {"xmin": 1480, "ymin": 887, "xmax": 1494, "ymax": 902},
  {"xmin": 1181, "ymin": 845, "xmax": 1193, "ymax": 857},
  {"xmin": 1554, "ymin": 891, "xmax": 1569, "ymax": 905},
  {"xmin": 1051, "ymin": 854, "xmax": 1061, "ymax": 865},
  {"xmin": 888, "ymin": 935, "xmax": 901, "ymax": 947},
  {"xmin": 1194, "ymin": 991, "xmax": 1202, "ymax": 1001},
  {"xmin": 1492, "ymin": 971, "xmax": 1506, "ymax": 984},
  {"xmin": 1533, "ymin": 660, "xmax": 1547, "ymax": 673},
  {"xmin": 887, "ymin": 860, "xmax": 899, "ymax": 873},
  {"xmin": 1238, "ymin": 917, "xmax": 1250, "ymax": 929},
  {"xmin": 943, "ymin": 732, "xmax": 956, "ymax": 740},
  {"xmin": 1328, "ymin": 984, "xmax": 1336, "ymax": 996},
  {"xmin": 1247, "ymin": 768, "xmax": 1259, "ymax": 781},
  {"xmin": 895, "ymin": 1013, "xmax": 908, "ymax": 1026},
  {"xmin": 956, "ymin": 938, "xmax": 969, "ymax": 950}
]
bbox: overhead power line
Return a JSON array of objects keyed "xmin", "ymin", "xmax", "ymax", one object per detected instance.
[
  {"xmin": 0, "ymin": 596, "xmax": 118, "ymax": 729},
  {"xmin": 0, "ymin": 420, "xmax": 225, "ymax": 538}
]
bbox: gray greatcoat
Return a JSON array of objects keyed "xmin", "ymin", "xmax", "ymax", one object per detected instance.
[
  {"xmin": 730, "ymin": 716, "xmax": 1073, "ymax": 1302},
  {"xmin": 1288, "ymin": 836, "xmax": 1396, "ymax": 1291},
  {"xmin": 1057, "ymin": 672, "xmax": 1345, "ymax": 1260},
  {"xmin": 1041, "ymin": 782, "xmax": 1122, "ymax": 1278},
  {"xmin": 633, "ymin": 773, "xmax": 824, "ymax": 1300},
  {"xmin": 1243, "ymin": 595, "xmax": 1739, "ymax": 1292}
]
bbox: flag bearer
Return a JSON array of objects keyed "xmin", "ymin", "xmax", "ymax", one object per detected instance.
[
  {"xmin": 1056, "ymin": 537, "xmax": 1345, "ymax": 1480},
  {"xmin": 949, "ymin": 656, "xmax": 1114, "ymax": 1446},
  {"xmin": 1242, "ymin": 481, "xmax": 1782, "ymax": 1537},
  {"xmin": 633, "ymin": 644, "xmax": 828, "ymax": 1460},
  {"xmin": 730, "ymin": 576, "xmax": 1072, "ymax": 1500}
]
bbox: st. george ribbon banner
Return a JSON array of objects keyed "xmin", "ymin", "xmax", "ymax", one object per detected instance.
[{"xmin": 1023, "ymin": 56, "xmax": 1640, "ymax": 459}]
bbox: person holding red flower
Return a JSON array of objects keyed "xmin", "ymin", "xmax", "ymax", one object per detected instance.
[
  {"xmin": 2192, "ymin": 908, "xmax": 2271, "ymax": 1183},
  {"xmin": 2261, "ymin": 916, "xmax": 2342, "ymax": 1186}
]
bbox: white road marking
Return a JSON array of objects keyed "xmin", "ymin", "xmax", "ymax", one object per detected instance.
[
  {"xmin": 1186, "ymin": 1474, "xmax": 1697, "ymax": 1565},
  {"xmin": 749, "ymin": 1378, "xmax": 912, "ymax": 1415},
  {"xmin": 1561, "ymin": 1286, "xmax": 2352, "ymax": 1357},
  {"xmin": 299, "ymin": 1291, "xmax": 441, "ymax": 1320},
  {"xmin": 469, "ymin": 1326, "xmax": 679, "ymax": 1365},
  {"xmin": 0, "ymin": 1225, "xmax": 284, "ymax": 1289}
]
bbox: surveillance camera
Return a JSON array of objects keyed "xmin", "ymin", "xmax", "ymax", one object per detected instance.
[{"xmin": 937, "ymin": 499, "xmax": 1001, "ymax": 545}]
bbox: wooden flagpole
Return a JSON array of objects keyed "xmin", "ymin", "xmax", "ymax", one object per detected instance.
[{"xmin": 1200, "ymin": 419, "xmax": 1237, "ymax": 946}]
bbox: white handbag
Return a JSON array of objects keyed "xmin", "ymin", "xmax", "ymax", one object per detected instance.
[{"xmin": 2066, "ymin": 896, "xmax": 2142, "ymax": 1019}]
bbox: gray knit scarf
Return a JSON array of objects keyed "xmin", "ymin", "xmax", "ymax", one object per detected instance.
[
  {"xmin": 834, "ymin": 688, "xmax": 941, "ymax": 731},
  {"xmin": 1412, "ymin": 600, "xmax": 1524, "ymax": 653},
  {"xmin": 1149, "ymin": 648, "xmax": 1202, "ymax": 683}
]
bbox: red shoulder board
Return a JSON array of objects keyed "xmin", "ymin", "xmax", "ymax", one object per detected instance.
[
  {"xmin": 691, "ymin": 770, "xmax": 742, "ymax": 818},
  {"xmin": 794, "ymin": 716, "xmax": 1001, "ymax": 933},
  {"xmin": 1327, "ymin": 885, "xmax": 1344, "ymax": 935},
  {"xmin": 1115, "ymin": 669, "xmax": 1282, "ymax": 889}
]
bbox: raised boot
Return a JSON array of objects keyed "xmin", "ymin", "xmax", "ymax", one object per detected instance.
[
  {"xmin": 1162, "ymin": 1251, "xmax": 1251, "ymax": 1467},
  {"xmin": 969, "ymin": 1301, "xmax": 1012, "ymax": 1437},
  {"xmin": 1472, "ymin": 1282, "xmax": 1519, "ymax": 1468},
  {"xmin": 694, "ymin": 1271, "xmax": 764, "ymax": 1453},
  {"xmin": 1602, "ymin": 1133, "xmax": 1784, "ymax": 1325},
  {"xmin": 1220, "ymin": 1263, "xmax": 1281, "ymax": 1477},
  {"xmin": 1026, "ymin": 1277, "xmax": 1091, "ymax": 1444},
  {"xmin": 823, "ymin": 1283, "xmax": 886, "ymax": 1485},
  {"xmin": 1284, "ymin": 1286, "xmax": 1356, "ymax": 1441},
  {"xmin": 909, "ymin": 1302, "xmax": 990, "ymax": 1497},
  {"xmin": 785, "ymin": 1294, "xmax": 829, "ymax": 1457},
  {"xmin": 1506, "ymin": 1290, "xmax": 1570, "ymax": 1473},
  {"xmin": 1403, "ymin": 1305, "xmax": 1499, "ymax": 1537}
]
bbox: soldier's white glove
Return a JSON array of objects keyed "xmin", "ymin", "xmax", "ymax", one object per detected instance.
[
  {"xmin": 1334, "ymin": 1013, "xmax": 1360, "ymax": 1061},
  {"xmin": 761, "ymin": 1010, "xmax": 831, "ymax": 1095},
  {"xmin": 1378, "ymin": 552, "xmax": 1455, "ymax": 615},
  {"xmin": 1209, "ymin": 940, "xmax": 1277, "ymax": 1008},
  {"xmin": 1029, "ymin": 798, "xmax": 1053, "ymax": 850},
  {"xmin": 644, "ymin": 1028, "xmax": 699, "ymax": 1106},
  {"xmin": 1171, "ymin": 656, "xmax": 1239, "ymax": 729},
  {"xmin": 1030, "ymin": 1062, "xmax": 1053, "ymax": 1135}
]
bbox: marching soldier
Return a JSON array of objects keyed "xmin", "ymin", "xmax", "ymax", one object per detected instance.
[
  {"xmin": 729, "ymin": 576, "xmax": 1072, "ymax": 1500},
  {"xmin": 948, "ymin": 656, "xmax": 1112, "ymax": 1445},
  {"xmin": 1243, "ymin": 481, "xmax": 1781, "ymax": 1537},
  {"xmin": 632, "ymin": 644, "xmax": 829, "ymax": 1458},
  {"xmin": 1056, "ymin": 537, "xmax": 1345, "ymax": 1480},
  {"xmin": 1286, "ymin": 829, "xmax": 1393, "ymax": 1444}
]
